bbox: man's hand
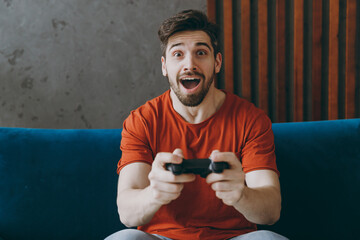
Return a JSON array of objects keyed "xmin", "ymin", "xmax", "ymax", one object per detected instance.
[
  {"xmin": 206, "ymin": 150, "xmax": 245, "ymax": 206},
  {"xmin": 148, "ymin": 148, "xmax": 196, "ymax": 205}
]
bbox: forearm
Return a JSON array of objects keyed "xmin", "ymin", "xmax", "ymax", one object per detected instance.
[
  {"xmin": 117, "ymin": 186, "xmax": 162, "ymax": 227},
  {"xmin": 116, "ymin": 152, "xmax": 195, "ymax": 227},
  {"xmin": 233, "ymin": 186, "xmax": 281, "ymax": 225}
]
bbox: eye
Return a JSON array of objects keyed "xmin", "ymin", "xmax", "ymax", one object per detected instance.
[
  {"xmin": 197, "ymin": 50, "xmax": 207, "ymax": 56},
  {"xmin": 173, "ymin": 51, "xmax": 183, "ymax": 57}
]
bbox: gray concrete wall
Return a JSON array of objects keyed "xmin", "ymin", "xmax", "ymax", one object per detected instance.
[{"xmin": 0, "ymin": 0, "xmax": 206, "ymax": 129}]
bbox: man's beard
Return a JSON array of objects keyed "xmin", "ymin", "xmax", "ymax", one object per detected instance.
[{"xmin": 167, "ymin": 71, "xmax": 215, "ymax": 107}]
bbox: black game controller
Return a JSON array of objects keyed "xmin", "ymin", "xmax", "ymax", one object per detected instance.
[{"xmin": 165, "ymin": 158, "xmax": 229, "ymax": 178}]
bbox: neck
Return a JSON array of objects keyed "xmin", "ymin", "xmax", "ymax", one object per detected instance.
[{"xmin": 170, "ymin": 87, "xmax": 226, "ymax": 124}]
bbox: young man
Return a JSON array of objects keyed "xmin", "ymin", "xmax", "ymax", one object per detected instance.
[{"xmin": 106, "ymin": 9, "xmax": 287, "ymax": 240}]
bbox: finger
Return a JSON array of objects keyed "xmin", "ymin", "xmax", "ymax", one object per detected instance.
[
  {"xmin": 215, "ymin": 190, "xmax": 242, "ymax": 206},
  {"xmin": 210, "ymin": 151, "xmax": 242, "ymax": 170},
  {"xmin": 151, "ymin": 189, "xmax": 181, "ymax": 205},
  {"xmin": 149, "ymin": 167, "xmax": 196, "ymax": 183},
  {"xmin": 205, "ymin": 170, "xmax": 227, "ymax": 184},
  {"xmin": 150, "ymin": 181, "xmax": 184, "ymax": 193},
  {"xmin": 209, "ymin": 150, "xmax": 220, "ymax": 160},
  {"xmin": 153, "ymin": 152, "xmax": 182, "ymax": 168},
  {"xmin": 164, "ymin": 172, "xmax": 196, "ymax": 183},
  {"xmin": 210, "ymin": 150, "xmax": 231, "ymax": 163},
  {"xmin": 172, "ymin": 148, "xmax": 184, "ymax": 159},
  {"xmin": 211, "ymin": 181, "xmax": 237, "ymax": 192},
  {"xmin": 206, "ymin": 168, "xmax": 244, "ymax": 184}
]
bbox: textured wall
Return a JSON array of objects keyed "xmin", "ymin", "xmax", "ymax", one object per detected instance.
[{"xmin": 0, "ymin": 0, "xmax": 206, "ymax": 128}]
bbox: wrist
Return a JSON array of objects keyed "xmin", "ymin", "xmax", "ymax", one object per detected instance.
[
  {"xmin": 232, "ymin": 185, "xmax": 248, "ymax": 210},
  {"xmin": 146, "ymin": 185, "xmax": 166, "ymax": 207}
]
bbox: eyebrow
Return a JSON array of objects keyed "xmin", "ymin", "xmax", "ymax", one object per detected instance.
[
  {"xmin": 196, "ymin": 42, "xmax": 212, "ymax": 51},
  {"xmin": 168, "ymin": 42, "xmax": 212, "ymax": 52}
]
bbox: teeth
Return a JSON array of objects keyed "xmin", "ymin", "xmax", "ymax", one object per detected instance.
[{"xmin": 182, "ymin": 78, "xmax": 200, "ymax": 81}]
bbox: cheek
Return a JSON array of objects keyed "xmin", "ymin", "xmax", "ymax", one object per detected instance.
[{"xmin": 165, "ymin": 65, "xmax": 178, "ymax": 77}]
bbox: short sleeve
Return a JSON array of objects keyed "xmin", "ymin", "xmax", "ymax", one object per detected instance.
[
  {"xmin": 117, "ymin": 110, "xmax": 154, "ymax": 174},
  {"xmin": 241, "ymin": 111, "xmax": 279, "ymax": 176}
]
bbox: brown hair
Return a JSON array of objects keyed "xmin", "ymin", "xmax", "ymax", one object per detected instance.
[{"xmin": 158, "ymin": 9, "xmax": 220, "ymax": 57}]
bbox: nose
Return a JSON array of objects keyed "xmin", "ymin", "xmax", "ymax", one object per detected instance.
[{"xmin": 183, "ymin": 54, "xmax": 197, "ymax": 72}]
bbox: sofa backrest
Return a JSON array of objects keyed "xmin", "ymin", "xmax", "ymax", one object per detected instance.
[
  {"xmin": 1, "ymin": 119, "xmax": 359, "ymax": 240},
  {"xmin": 0, "ymin": 128, "xmax": 124, "ymax": 240},
  {"xmin": 262, "ymin": 119, "xmax": 360, "ymax": 239}
]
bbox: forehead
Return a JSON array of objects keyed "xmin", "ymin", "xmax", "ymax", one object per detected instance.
[{"xmin": 166, "ymin": 30, "xmax": 212, "ymax": 51}]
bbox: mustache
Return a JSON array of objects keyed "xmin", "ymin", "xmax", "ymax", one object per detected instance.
[{"xmin": 178, "ymin": 71, "xmax": 205, "ymax": 80}]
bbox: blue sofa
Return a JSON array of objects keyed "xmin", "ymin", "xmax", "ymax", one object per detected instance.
[{"xmin": 1, "ymin": 119, "xmax": 359, "ymax": 240}]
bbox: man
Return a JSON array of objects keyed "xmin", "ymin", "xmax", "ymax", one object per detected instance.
[{"xmin": 106, "ymin": 9, "xmax": 287, "ymax": 240}]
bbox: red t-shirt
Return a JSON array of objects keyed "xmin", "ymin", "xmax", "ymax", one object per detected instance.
[{"xmin": 117, "ymin": 90, "xmax": 279, "ymax": 240}]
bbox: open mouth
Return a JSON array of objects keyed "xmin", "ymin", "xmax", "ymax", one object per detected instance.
[{"xmin": 180, "ymin": 78, "xmax": 201, "ymax": 90}]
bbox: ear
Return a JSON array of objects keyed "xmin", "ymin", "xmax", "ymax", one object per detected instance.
[
  {"xmin": 161, "ymin": 56, "xmax": 167, "ymax": 76},
  {"xmin": 214, "ymin": 52, "xmax": 222, "ymax": 74}
]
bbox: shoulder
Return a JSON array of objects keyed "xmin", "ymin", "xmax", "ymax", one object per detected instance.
[
  {"xmin": 123, "ymin": 90, "xmax": 170, "ymax": 129},
  {"xmin": 220, "ymin": 91, "xmax": 273, "ymax": 137},
  {"xmin": 119, "ymin": 91, "xmax": 171, "ymax": 166},
  {"xmin": 223, "ymin": 91, "xmax": 269, "ymax": 121}
]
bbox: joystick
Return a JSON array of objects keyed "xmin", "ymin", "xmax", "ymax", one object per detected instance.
[{"xmin": 165, "ymin": 158, "xmax": 229, "ymax": 178}]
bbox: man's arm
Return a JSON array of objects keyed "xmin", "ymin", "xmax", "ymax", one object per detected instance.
[
  {"xmin": 117, "ymin": 149, "xmax": 195, "ymax": 227},
  {"xmin": 206, "ymin": 151, "xmax": 281, "ymax": 225},
  {"xmin": 116, "ymin": 162, "xmax": 159, "ymax": 227},
  {"xmin": 235, "ymin": 170, "xmax": 281, "ymax": 225}
]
